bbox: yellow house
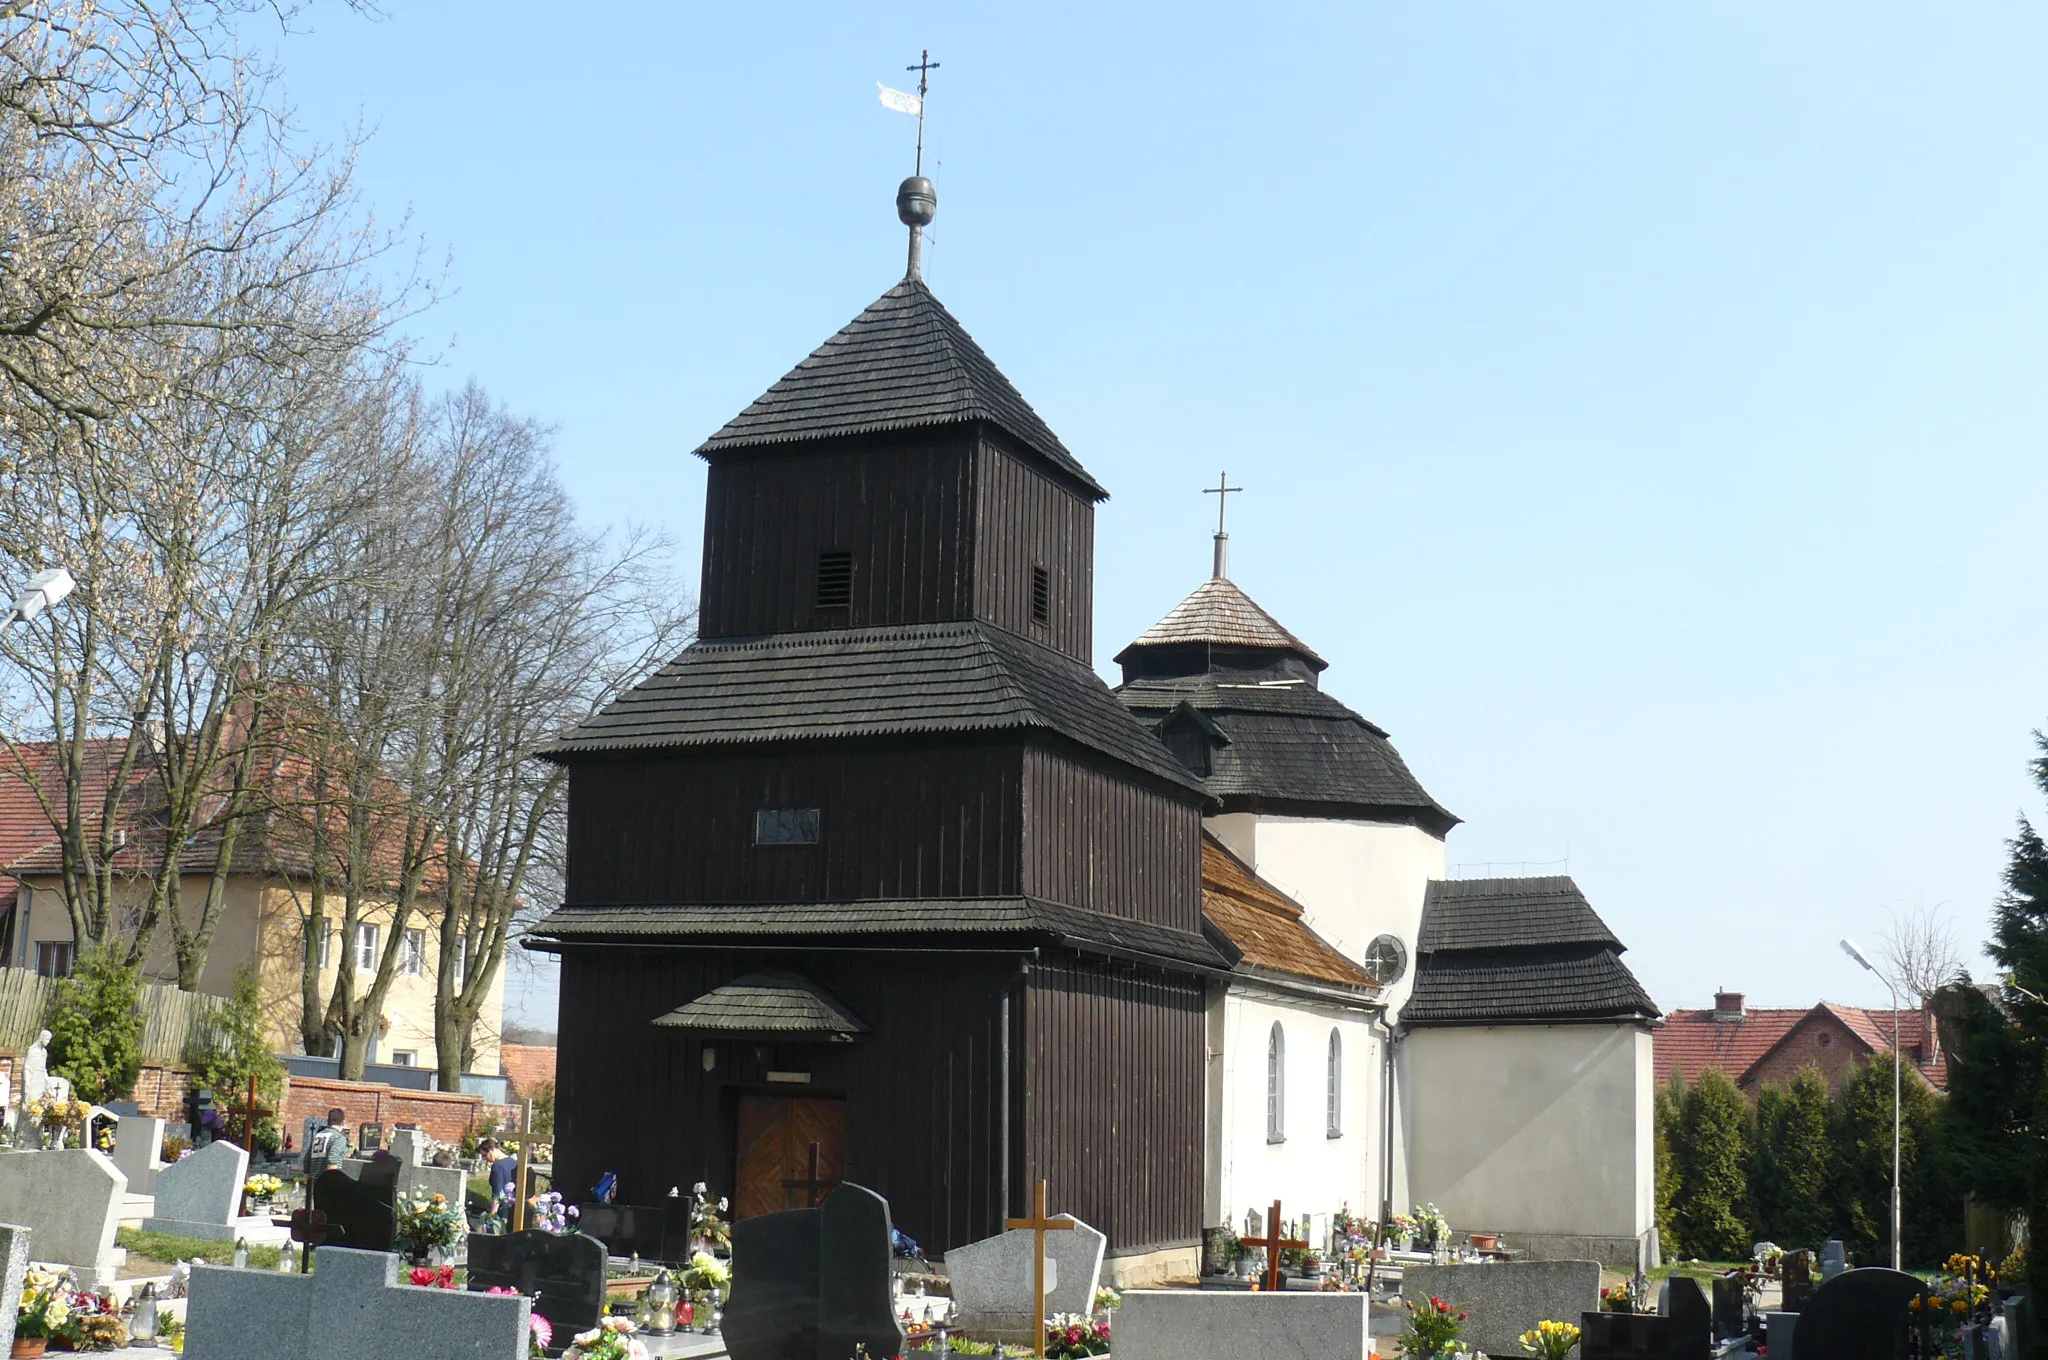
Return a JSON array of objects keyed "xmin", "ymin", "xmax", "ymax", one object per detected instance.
[{"xmin": 0, "ymin": 742, "xmax": 504, "ymax": 1078}]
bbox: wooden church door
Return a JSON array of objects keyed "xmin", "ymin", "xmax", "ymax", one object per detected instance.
[{"xmin": 733, "ymin": 1095, "xmax": 846, "ymax": 1220}]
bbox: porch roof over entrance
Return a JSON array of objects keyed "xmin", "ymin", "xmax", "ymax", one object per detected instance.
[{"xmin": 652, "ymin": 971, "xmax": 870, "ymax": 1041}]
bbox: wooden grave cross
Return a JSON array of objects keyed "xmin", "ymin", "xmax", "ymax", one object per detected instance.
[
  {"xmin": 225, "ymin": 1074, "xmax": 273, "ymax": 1150},
  {"xmin": 287, "ymin": 1208, "xmax": 328, "ymax": 1274},
  {"xmin": 497, "ymin": 1099, "xmax": 548, "ymax": 1233},
  {"xmin": 1238, "ymin": 1199, "xmax": 1308, "ymax": 1294},
  {"xmin": 1005, "ymin": 1178, "xmax": 1075, "ymax": 1360},
  {"xmin": 781, "ymin": 1140, "xmax": 839, "ymax": 1209}
]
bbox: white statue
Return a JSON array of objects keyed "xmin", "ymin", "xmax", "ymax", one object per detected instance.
[{"xmin": 22, "ymin": 1029, "xmax": 50, "ymax": 1106}]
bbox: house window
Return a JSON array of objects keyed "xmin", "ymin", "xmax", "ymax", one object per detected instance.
[
  {"xmin": 755, "ymin": 808, "xmax": 821, "ymax": 846},
  {"xmin": 355, "ymin": 923, "xmax": 380, "ymax": 970},
  {"xmin": 1266, "ymin": 1022, "xmax": 1286, "ymax": 1143},
  {"xmin": 400, "ymin": 929, "xmax": 426, "ymax": 977},
  {"xmin": 1326, "ymin": 1029, "xmax": 1343, "ymax": 1138},
  {"xmin": 34, "ymin": 941, "xmax": 72, "ymax": 978},
  {"xmin": 816, "ymin": 550, "xmax": 852, "ymax": 610},
  {"xmin": 1031, "ymin": 566, "xmax": 1050, "ymax": 624},
  {"xmin": 454, "ymin": 933, "xmax": 468, "ymax": 988},
  {"xmin": 388, "ymin": 1050, "xmax": 417, "ymax": 1067},
  {"xmin": 317, "ymin": 924, "xmax": 332, "ymax": 971}
]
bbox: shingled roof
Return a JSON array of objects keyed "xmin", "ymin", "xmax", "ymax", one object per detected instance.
[
  {"xmin": 1113, "ymin": 577, "xmax": 1325, "ymax": 669},
  {"xmin": 544, "ymin": 622, "xmax": 1205, "ymax": 795},
  {"xmin": 527, "ymin": 896, "xmax": 1232, "ymax": 971},
  {"xmin": 695, "ymin": 279, "xmax": 1106, "ymax": 499},
  {"xmin": 652, "ymin": 972, "xmax": 870, "ymax": 1039},
  {"xmin": 1117, "ymin": 675, "xmax": 1455, "ymax": 831},
  {"xmin": 1403, "ymin": 875, "xmax": 1659, "ymax": 1026},
  {"xmin": 1201, "ymin": 834, "xmax": 1378, "ymax": 993}
]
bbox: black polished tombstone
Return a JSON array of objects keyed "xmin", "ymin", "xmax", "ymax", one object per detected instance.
[
  {"xmin": 312, "ymin": 1151, "xmax": 402, "ymax": 1251},
  {"xmin": 1660, "ymin": 1277, "xmax": 1712, "ymax": 1360},
  {"xmin": 723, "ymin": 1182, "xmax": 905, "ymax": 1360},
  {"xmin": 1795, "ymin": 1267, "xmax": 1928, "ymax": 1360},
  {"xmin": 357, "ymin": 1122, "xmax": 384, "ymax": 1152},
  {"xmin": 1781, "ymin": 1250, "xmax": 1814, "ymax": 1312},
  {"xmin": 1578, "ymin": 1311, "xmax": 1674, "ymax": 1360},
  {"xmin": 576, "ymin": 1202, "xmax": 673, "ymax": 1262},
  {"xmin": 1710, "ymin": 1272, "xmax": 1746, "ymax": 1342},
  {"xmin": 467, "ymin": 1229, "xmax": 609, "ymax": 1351}
]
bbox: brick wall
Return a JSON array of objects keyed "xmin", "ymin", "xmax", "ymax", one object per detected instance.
[{"xmin": 281, "ymin": 1075, "xmax": 490, "ymax": 1146}]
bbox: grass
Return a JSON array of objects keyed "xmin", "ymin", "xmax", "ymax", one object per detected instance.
[{"xmin": 117, "ymin": 1227, "xmax": 286, "ymax": 1271}]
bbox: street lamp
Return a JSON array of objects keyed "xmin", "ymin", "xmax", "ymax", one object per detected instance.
[
  {"xmin": 1840, "ymin": 936, "xmax": 1902, "ymax": 1271},
  {"xmin": 6, "ymin": 568, "xmax": 75, "ymax": 624}
]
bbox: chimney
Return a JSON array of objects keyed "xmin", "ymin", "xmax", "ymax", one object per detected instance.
[{"xmin": 1712, "ymin": 989, "xmax": 1745, "ymax": 1022}]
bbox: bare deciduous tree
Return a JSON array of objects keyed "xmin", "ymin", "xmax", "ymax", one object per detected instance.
[{"xmin": 1878, "ymin": 902, "xmax": 1967, "ymax": 1006}]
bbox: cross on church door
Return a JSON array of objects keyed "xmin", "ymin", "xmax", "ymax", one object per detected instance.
[{"xmin": 733, "ymin": 1095, "xmax": 846, "ymax": 1220}]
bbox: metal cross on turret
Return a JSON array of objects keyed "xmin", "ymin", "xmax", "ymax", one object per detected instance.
[{"xmin": 1203, "ymin": 471, "xmax": 1243, "ymax": 579}]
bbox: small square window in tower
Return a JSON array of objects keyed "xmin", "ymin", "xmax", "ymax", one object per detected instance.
[
  {"xmin": 1031, "ymin": 566, "xmax": 1050, "ymax": 625},
  {"xmin": 815, "ymin": 550, "xmax": 852, "ymax": 611},
  {"xmin": 755, "ymin": 808, "xmax": 821, "ymax": 846}
]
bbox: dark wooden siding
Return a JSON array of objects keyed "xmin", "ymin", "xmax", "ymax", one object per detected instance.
[
  {"xmin": 1022, "ymin": 957, "xmax": 1205, "ymax": 1252},
  {"xmin": 1020, "ymin": 746, "xmax": 1204, "ymax": 932},
  {"xmin": 972, "ymin": 437, "xmax": 1094, "ymax": 664},
  {"xmin": 554, "ymin": 945, "xmax": 1014, "ymax": 1254},
  {"xmin": 699, "ymin": 432, "xmax": 978, "ymax": 640},
  {"xmin": 566, "ymin": 741, "xmax": 1023, "ymax": 904}
]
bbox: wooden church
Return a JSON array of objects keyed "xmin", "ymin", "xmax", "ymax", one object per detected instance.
[{"xmin": 533, "ymin": 175, "xmax": 1229, "ymax": 1269}]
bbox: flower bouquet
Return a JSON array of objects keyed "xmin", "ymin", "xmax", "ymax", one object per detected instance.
[
  {"xmin": 1410, "ymin": 1203, "xmax": 1452, "ymax": 1252},
  {"xmin": 15, "ymin": 1270, "xmax": 71, "ymax": 1352},
  {"xmin": 394, "ymin": 1192, "xmax": 465, "ymax": 1261},
  {"xmin": 245, "ymin": 1174, "xmax": 284, "ymax": 1206},
  {"xmin": 1519, "ymin": 1318, "xmax": 1581, "ymax": 1359},
  {"xmin": 1045, "ymin": 1312, "xmax": 1111, "ymax": 1358},
  {"xmin": 565, "ymin": 1316, "xmax": 651, "ymax": 1360},
  {"xmin": 485, "ymin": 1288, "xmax": 553, "ymax": 1356},
  {"xmin": 408, "ymin": 1266, "xmax": 458, "ymax": 1290},
  {"xmin": 688, "ymin": 1183, "xmax": 731, "ymax": 1252},
  {"xmin": 1600, "ymin": 1279, "xmax": 1644, "ymax": 1313},
  {"xmin": 1400, "ymin": 1293, "xmax": 1469, "ymax": 1358},
  {"xmin": 26, "ymin": 1097, "xmax": 90, "ymax": 1148},
  {"xmin": 528, "ymin": 1191, "xmax": 580, "ymax": 1234}
]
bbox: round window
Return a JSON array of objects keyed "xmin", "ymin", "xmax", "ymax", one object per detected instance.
[{"xmin": 1363, "ymin": 934, "xmax": 1408, "ymax": 987}]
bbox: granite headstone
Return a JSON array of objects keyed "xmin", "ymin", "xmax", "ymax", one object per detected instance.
[
  {"xmin": 389, "ymin": 1126, "xmax": 428, "ymax": 1168},
  {"xmin": 184, "ymin": 1244, "xmax": 529, "ymax": 1360},
  {"xmin": 0, "ymin": 1221, "xmax": 29, "ymax": 1350},
  {"xmin": 1819, "ymin": 1238, "xmax": 1847, "ymax": 1281},
  {"xmin": 1578, "ymin": 1310, "xmax": 1673, "ymax": 1360},
  {"xmin": 575, "ymin": 1202, "xmax": 672, "ymax": 1261},
  {"xmin": 1765, "ymin": 1310, "xmax": 1798, "ymax": 1360},
  {"xmin": 313, "ymin": 1153, "xmax": 402, "ymax": 1252},
  {"xmin": 946, "ymin": 1213, "xmax": 1106, "ymax": 1342},
  {"xmin": 466, "ymin": 1228, "xmax": 608, "ymax": 1342},
  {"xmin": 1795, "ymin": 1267, "xmax": 1925, "ymax": 1360},
  {"xmin": 111, "ymin": 1114, "xmax": 167, "ymax": 1196},
  {"xmin": 142, "ymin": 1138, "xmax": 249, "ymax": 1241},
  {"xmin": 1660, "ymin": 1276, "xmax": 1712, "ymax": 1360},
  {"xmin": 725, "ymin": 1182, "xmax": 905, "ymax": 1360},
  {"xmin": 1710, "ymin": 1271, "xmax": 1745, "ymax": 1341},
  {"xmin": 1114, "ymin": 1290, "xmax": 1370, "ymax": 1360},
  {"xmin": 0, "ymin": 1149, "xmax": 125, "ymax": 1279},
  {"xmin": 1405, "ymin": 1260, "xmax": 1601, "ymax": 1358}
]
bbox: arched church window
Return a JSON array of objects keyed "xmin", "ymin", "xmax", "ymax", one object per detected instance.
[
  {"xmin": 1326, "ymin": 1029, "xmax": 1342, "ymax": 1138},
  {"xmin": 1266, "ymin": 1022, "xmax": 1285, "ymax": 1143}
]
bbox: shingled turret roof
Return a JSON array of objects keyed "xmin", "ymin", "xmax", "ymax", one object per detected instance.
[
  {"xmin": 1113, "ymin": 577, "xmax": 1325, "ymax": 670},
  {"xmin": 695, "ymin": 279, "xmax": 1106, "ymax": 499},
  {"xmin": 1403, "ymin": 875, "xmax": 1659, "ymax": 1026}
]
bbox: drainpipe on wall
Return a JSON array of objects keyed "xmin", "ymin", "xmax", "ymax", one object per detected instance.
[{"xmin": 1374, "ymin": 1012, "xmax": 1398, "ymax": 1225}]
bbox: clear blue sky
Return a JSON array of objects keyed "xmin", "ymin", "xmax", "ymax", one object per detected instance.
[{"xmin": 268, "ymin": 3, "xmax": 2048, "ymax": 1027}]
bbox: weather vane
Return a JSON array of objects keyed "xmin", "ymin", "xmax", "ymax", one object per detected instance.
[{"xmin": 878, "ymin": 50, "xmax": 941, "ymax": 176}]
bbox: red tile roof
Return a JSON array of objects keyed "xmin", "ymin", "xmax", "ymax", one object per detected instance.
[
  {"xmin": 500, "ymin": 1043, "xmax": 557, "ymax": 1096},
  {"xmin": 1201, "ymin": 834, "xmax": 1378, "ymax": 991},
  {"xmin": 0, "ymin": 740, "xmax": 154, "ymax": 917},
  {"xmin": 1656, "ymin": 1000, "xmax": 1947, "ymax": 1092}
]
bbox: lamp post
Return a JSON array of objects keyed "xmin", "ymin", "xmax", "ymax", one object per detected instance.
[
  {"xmin": 5, "ymin": 568, "xmax": 75, "ymax": 625},
  {"xmin": 1840, "ymin": 936, "xmax": 1901, "ymax": 1271}
]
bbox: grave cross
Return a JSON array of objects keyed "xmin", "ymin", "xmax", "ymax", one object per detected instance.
[
  {"xmin": 1005, "ymin": 1178, "xmax": 1075, "ymax": 1360},
  {"xmin": 224, "ymin": 1074, "xmax": 272, "ymax": 1150},
  {"xmin": 781, "ymin": 1140, "xmax": 839, "ymax": 1209},
  {"xmin": 1238, "ymin": 1199, "xmax": 1307, "ymax": 1294},
  {"xmin": 287, "ymin": 1208, "xmax": 328, "ymax": 1275},
  {"xmin": 497, "ymin": 1099, "xmax": 547, "ymax": 1233}
]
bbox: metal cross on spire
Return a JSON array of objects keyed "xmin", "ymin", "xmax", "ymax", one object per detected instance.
[
  {"xmin": 907, "ymin": 49, "xmax": 940, "ymax": 176},
  {"xmin": 1203, "ymin": 471, "xmax": 1243, "ymax": 579}
]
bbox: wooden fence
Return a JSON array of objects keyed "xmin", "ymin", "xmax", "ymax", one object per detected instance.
[{"xmin": 0, "ymin": 967, "xmax": 228, "ymax": 1066}]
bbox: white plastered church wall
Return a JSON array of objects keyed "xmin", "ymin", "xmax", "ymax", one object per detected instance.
[
  {"xmin": 1399, "ymin": 1023, "xmax": 1656, "ymax": 1267},
  {"xmin": 1206, "ymin": 983, "xmax": 1382, "ymax": 1245},
  {"xmin": 1206, "ymin": 813, "xmax": 1445, "ymax": 1013}
]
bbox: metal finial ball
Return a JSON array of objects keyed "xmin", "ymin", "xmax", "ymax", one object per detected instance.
[{"xmin": 897, "ymin": 176, "xmax": 937, "ymax": 227}]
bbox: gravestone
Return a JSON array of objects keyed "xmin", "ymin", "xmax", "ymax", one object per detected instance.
[
  {"xmin": 724, "ymin": 1182, "xmax": 905, "ymax": 1360},
  {"xmin": 313, "ymin": 1153, "xmax": 402, "ymax": 1252},
  {"xmin": 389, "ymin": 1126, "xmax": 428, "ymax": 1168},
  {"xmin": 1405, "ymin": 1260, "xmax": 1601, "ymax": 1358},
  {"xmin": 467, "ymin": 1229, "xmax": 608, "ymax": 1343},
  {"xmin": 1710, "ymin": 1271, "xmax": 1745, "ymax": 1340},
  {"xmin": 1579, "ymin": 1310, "xmax": 1673, "ymax": 1360},
  {"xmin": 1819, "ymin": 1238, "xmax": 1847, "ymax": 1281},
  {"xmin": 346, "ymin": 1153, "xmax": 466, "ymax": 1209},
  {"xmin": 1794, "ymin": 1266, "xmax": 1925, "ymax": 1360},
  {"xmin": 576, "ymin": 1202, "xmax": 672, "ymax": 1261},
  {"xmin": 142, "ymin": 1138, "xmax": 249, "ymax": 1241},
  {"xmin": 2002, "ymin": 1292, "xmax": 2026, "ymax": 1360},
  {"xmin": 358, "ymin": 1122, "xmax": 384, "ymax": 1152},
  {"xmin": 0, "ymin": 1221, "xmax": 29, "ymax": 1350},
  {"xmin": 946, "ymin": 1212, "xmax": 1106, "ymax": 1342},
  {"xmin": 0, "ymin": 1150, "xmax": 124, "ymax": 1281},
  {"xmin": 1659, "ymin": 1276, "xmax": 1712, "ymax": 1360},
  {"xmin": 1765, "ymin": 1310, "xmax": 1798, "ymax": 1360},
  {"xmin": 1781, "ymin": 1249, "xmax": 1814, "ymax": 1311},
  {"xmin": 1114, "ymin": 1290, "xmax": 1370, "ymax": 1360},
  {"xmin": 111, "ymin": 1114, "xmax": 167, "ymax": 1195},
  {"xmin": 184, "ymin": 1244, "xmax": 529, "ymax": 1360}
]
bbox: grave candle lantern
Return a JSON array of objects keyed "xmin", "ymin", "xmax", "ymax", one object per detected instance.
[
  {"xmin": 646, "ymin": 1269, "xmax": 678, "ymax": 1334},
  {"xmin": 129, "ymin": 1284, "xmax": 158, "ymax": 1345}
]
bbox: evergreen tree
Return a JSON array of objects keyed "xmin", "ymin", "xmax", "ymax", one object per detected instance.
[
  {"xmin": 1750, "ymin": 1081, "xmax": 1789, "ymax": 1242},
  {"xmin": 45, "ymin": 947, "xmax": 143, "ymax": 1104},
  {"xmin": 194, "ymin": 966, "xmax": 287, "ymax": 1139},
  {"xmin": 1675, "ymin": 1068, "xmax": 1753, "ymax": 1260},
  {"xmin": 1829, "ymin": 1054, "xmax": 1950, "ymax": 1267},
  {"xmin": 1752, "ymin": 1066, "xmax": 1834, "ymax": 1249},
  {"xmin": 1656, "ymin": 1075, "xmax": 1685, "ymax": 1259}
]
